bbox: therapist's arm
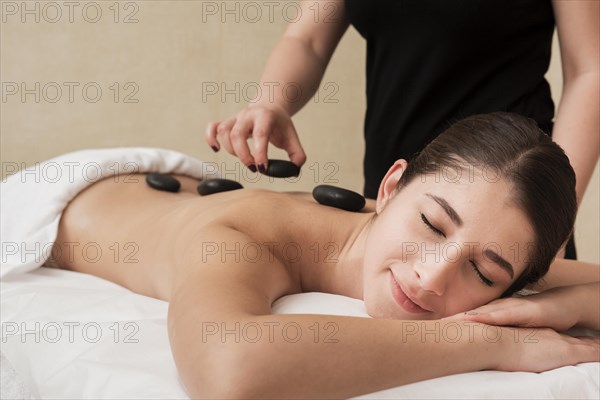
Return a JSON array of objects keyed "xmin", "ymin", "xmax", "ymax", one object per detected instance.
[
  {"xmin": 254, "ymin": 0, "xmax": 350, "ymax": 116},
  {"xmin": 551, "ymin": 0, "xmax": 600, "ymax": 205},
  {"xmin": 205, "ymin": 0, "xmax": 350, "ymax": 168}
]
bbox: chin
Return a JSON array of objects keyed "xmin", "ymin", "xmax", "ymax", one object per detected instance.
[
  {"xmin": 364, "ymin": 296, "xmax": 401, "ymax": 320},
  {"xmin": 363, "ymin": 293, "xmax": 386, "ymax": 318},
  {"xmin": 363, "ymin": 275, "xmax": 403, "ymax": 319}
]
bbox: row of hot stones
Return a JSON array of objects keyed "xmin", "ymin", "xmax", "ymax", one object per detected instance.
[{"xmin": 146, "ymin": 159, "xmax": 366, "ymax": 212}]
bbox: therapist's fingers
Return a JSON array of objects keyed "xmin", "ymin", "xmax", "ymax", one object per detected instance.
[
  {"xmin": 216, "ymin": 118, "xmax": 236, "ymax": 155},
  {"xmin": 205, "ymin": 120, "xmax": 221, "ymax": 152},
  {"xmin": 206, "ymin": 116, "xmax": 236, "ymax": 152},
  {"xmin": 251, "ymin": 115, "xmax": 274, "ymax": 171},
  {"xmin": 282, "ymin": 123, "xmax": 307, "ymax": 167},
  {"xmin": 252, "ymin": 109, "xmax": 306, "ymax": 170},
  {"xmin": 229, "ymin": 116, "xmax": 256, "ymax": 170}
]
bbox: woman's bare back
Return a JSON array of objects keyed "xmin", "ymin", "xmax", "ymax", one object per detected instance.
[{"xmin": 50, "ymin": 174, "xmax": 320, "ymax": 301}]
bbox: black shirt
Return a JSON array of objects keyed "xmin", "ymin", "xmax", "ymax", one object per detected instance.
[{"xmin": 344, "ymin": 0, "xmax": 555, "ymax": 198}]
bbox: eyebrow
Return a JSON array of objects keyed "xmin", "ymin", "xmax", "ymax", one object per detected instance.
[
  {"xmin": 484, "ymin": 249, "xmax": 515, "ymax": 279},
  {"xmin": 425, "ymin": 193, "xmax": 463, "ymax": 227}
]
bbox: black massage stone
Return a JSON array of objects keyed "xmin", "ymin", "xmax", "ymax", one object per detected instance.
[
  {"xmin": 312, "ymin": 185, "xmax": 366, "ymax": 212},
  {"xmin": 197, "ymin": 179, "xmax": 244, "ymax": 196},
  {"xmin": 263, "ymin": 159, "xmax": 301, "ymax": 178},
  {"xmin": 145, "ymin": 173, "xmax": 181, "ymax": 193}
]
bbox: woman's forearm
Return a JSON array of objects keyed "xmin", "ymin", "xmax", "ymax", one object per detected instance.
[
  {"xmin": 575, "ymin": 282, "xmax": 600, "ymax": 330},
  {"xmin": 530, "ymin": 258, "xmax": 600, "ymax": 291},
  {"xmin": 188, "ymin": 315, "xmax": 503, "ymax": 399}
]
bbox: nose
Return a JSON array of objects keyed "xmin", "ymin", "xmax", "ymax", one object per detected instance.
[{"xmin": 413, "ymin": 258, "xmax": 458, "ymax": 296}]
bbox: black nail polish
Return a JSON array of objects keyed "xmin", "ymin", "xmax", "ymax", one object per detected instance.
[
  {"xmin": 247, "ymin": 164, "xmax": 257, "ymax": 173},
  {"xmin": 258, "ymin": 164, "xmax": 266, "ymax": 173},
  {"xmin": 211, "ymin": 146, "xmax": 219, "ymax": 153}
]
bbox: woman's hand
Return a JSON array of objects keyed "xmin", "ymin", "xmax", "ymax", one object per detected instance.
[
  {"xmin": 495, "ymin": 326, "xmax": 599, "ymax": 372},
  {"xmin": 205, "ymin": 104, "xmax": 307, "ymax": 172},
  {"xmin": 443, "ymin": 286, "xmax": 585, "ymax": 331}
]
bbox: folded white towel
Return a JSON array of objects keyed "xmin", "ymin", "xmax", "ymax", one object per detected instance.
[{"xmin": 1, "ymin": 147, "xmax": 218, "ymax": 278}]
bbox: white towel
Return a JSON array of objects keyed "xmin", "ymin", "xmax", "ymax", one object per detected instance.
[{"xmin": 1, "ymin": 147, "xmax": 218, "ymax": 278}]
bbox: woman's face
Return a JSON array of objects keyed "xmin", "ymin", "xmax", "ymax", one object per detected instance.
[{"xmin": 362, "ymin": 161, "xmax": 535, "ymax": 320}]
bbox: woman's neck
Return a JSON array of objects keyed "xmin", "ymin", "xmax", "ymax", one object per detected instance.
[{"xmin": 291, "ymin": 206, "xmax": 375, "ymax": 300}]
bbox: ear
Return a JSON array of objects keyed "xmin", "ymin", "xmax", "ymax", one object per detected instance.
[{"xmin": 376, "ymin": 159, "xmax": 408, "ymax": 214}]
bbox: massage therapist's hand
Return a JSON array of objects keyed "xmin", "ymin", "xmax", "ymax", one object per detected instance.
[
  {"xmin": 205, "ymin": 104, "xmax": 307, "ymax": 171},
  {"xmin": 444, "ymin": 285, "xmax": 591, "ymax": 331}
]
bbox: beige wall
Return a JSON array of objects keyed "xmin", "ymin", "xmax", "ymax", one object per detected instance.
[{"xmin": 2, "ymin": 1, "xmax": 597, "ymax": 262}]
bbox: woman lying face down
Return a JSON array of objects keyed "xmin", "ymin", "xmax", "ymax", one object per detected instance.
[{"xmin": 49, "ymin": 112, "xmax": 599, "ymax": 399}]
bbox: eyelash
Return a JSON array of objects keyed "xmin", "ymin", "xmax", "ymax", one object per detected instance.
[
  {"xmin": 470, "ymin": 261, "xmax": 494, "ymax": 287},
  {"xmin": 419, "ymin": 213, "xmax": 494, "ymax": 287},
  {"xmin": 420, "ymin": 213, "xmax": 445, "ymax": 237}
]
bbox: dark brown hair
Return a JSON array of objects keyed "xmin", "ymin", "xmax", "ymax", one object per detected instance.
[{"xmin": 396, "ymin": 112, "xmax": 577, "ymax": 296}]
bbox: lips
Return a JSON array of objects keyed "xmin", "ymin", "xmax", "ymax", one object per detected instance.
[{"xmin": 389, "ymin": 270, "xmax": 431, "ymax": 314}]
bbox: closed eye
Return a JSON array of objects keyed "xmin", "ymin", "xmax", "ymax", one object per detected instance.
[
  {"xmin": 420, "ymin": 213, "xmax": 446, "ymax": 238},
  {"xmin": 470, "ymin": 261, "xmax": 494, "ymax": 287}
]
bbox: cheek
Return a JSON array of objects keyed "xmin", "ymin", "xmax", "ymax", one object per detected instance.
[{"xmin": 366, "ymin": 221, "xmax": 415, "ymax": 264}]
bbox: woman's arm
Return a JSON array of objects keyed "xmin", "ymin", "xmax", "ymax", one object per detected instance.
[
  {"xmin": 446, "ymin": 259, "xmax": 599, "ymax": 331},
  {"xmin": 168, "ymin": 229, "xmax": 599, "ymax": 399},
  {"xmin": 551, "ymin": 0, "xmax": 599, "ymax": 204},
  {"xmin": 531, "ymin": 258, "xmax": 600, "ymax": 291},
  {"xmin": 446, "ymin": 282, "xmax": 599, "ymax": 331},
  {"xmin": 574, "ymin": 282, "xmax": 600, "ymax": 329}
]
